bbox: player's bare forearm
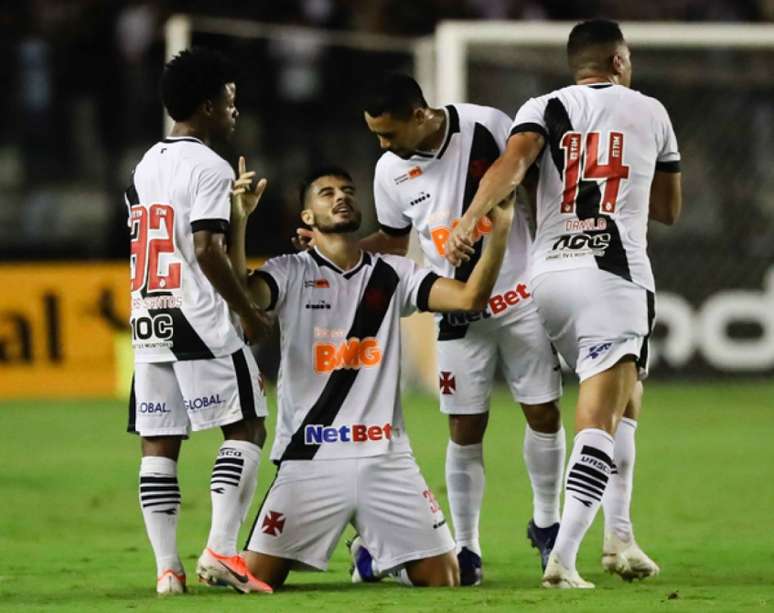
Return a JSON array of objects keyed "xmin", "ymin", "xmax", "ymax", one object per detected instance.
[
  {"xmin": 649, "ymin": 170, "xmax": 682, "ymax": 225},
  {"xmin": 229, "ymin": 210, "xmax": 249, "ymax": 284},
  {"xmin": 428, "ymin": 204, "xmax": 514, "ymax": 312},
  {"xmin": 230, "ymin": 155, "xmax": 268, "ymax": 281},
  {"xmin": 195, "ymin": 231, "xmax": 256, "ymax": 317},
  {"xmin": 446, "ymin": 132, "xmax": 543, "ymax": 265},
  {"xmin": 358, "ymin": 230, "xmax": 410, "ymax": 256},
  {"xmin": 461, "ymin": 133, "xmax": 543, "ymax": 234}
]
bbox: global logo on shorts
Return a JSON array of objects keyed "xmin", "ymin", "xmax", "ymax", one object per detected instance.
[
  {"xmin": 138, "ymin": 402, "xmax": 169, "ymax": 414},
  {"xmin": 304, "ymin": 423, "xmax": 394, "ymax": 445},
  {"xmin": 183, "ymin": 394, "xmax": 223, "ymax": 412},
  {"xmin": 588, "ymin": 342, "xmax": 613, "ymax": 359}
]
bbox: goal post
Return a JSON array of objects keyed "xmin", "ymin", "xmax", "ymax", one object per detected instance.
[{"xmin": 435, "ymin": 21, "xmax": 774, "ymax": 103}]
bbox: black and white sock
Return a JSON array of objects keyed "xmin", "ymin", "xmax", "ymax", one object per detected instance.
[
  {"xmin": 139, "ymin": 456, "xmax": 182, "ymax": 576},
  {"xmin": 206, "ymin": 440, "xmax": 261, "ymax": 556},
  {"xmin": 552, "ymin": 428, "xmax": 615, "ymax": 569}
]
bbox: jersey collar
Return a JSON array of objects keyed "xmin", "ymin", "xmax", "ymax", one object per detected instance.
[
  {"xmin": 408, "ymin": 105, "xmax": 460, "ymax": 161},
  {"xmin": 161, "ymin": 136, "xmax": 205, "ymax": 144},
  {"xmin": 309, "ymin": 247, "xmax": 372, "ymax": 279}
]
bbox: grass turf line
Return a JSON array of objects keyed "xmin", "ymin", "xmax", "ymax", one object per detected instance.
[{"xmin": 0, "ymin": 381, "xmax": 773, "ymax": 612}]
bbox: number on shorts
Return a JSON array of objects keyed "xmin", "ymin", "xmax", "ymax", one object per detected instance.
[
  {"xmin": 130, "ymin": 204, "xmax": 181, "ymax": 292},
  {"xmin": 423, "ymin": 489, "xmax": 441, "ymax": 514},
  {"xmin": 559, "ymin": 131, "xmax": 630, "ymax": 215}
]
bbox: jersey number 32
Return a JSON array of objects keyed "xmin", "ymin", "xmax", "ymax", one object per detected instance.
[{"xmin": 130, "ymin": 204, "xmax": 181, "ymax": 292}]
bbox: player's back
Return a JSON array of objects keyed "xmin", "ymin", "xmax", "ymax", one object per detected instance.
[
  {"xmin": 512, "ymin": 84, "xmax": 680, "ymax": 291},
  {"xmin": 127, "ymin": 136, "xmax": 243, "ymax": 363}
]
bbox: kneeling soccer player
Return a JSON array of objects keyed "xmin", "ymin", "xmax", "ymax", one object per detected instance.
[{"xmin": 227, "ymin": 161, "xmax": 516, "ymax": 589}]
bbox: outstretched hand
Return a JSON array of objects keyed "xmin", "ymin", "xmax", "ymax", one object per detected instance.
[
  {"xmin": 232, "ymin": 156, "xmax": 267, "ymax": 219},
  {"xmin": 444, "ymin": 222, "xmax": 476, "ymax": 267},
  {"xmin": 291, "ymin": 227, "xmax": 315, "ymax": 251}
]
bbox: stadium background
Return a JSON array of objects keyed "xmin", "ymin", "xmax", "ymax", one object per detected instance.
[{"xmin": 1, "ymin": 2, "xmax": 773, "ymax": 611}]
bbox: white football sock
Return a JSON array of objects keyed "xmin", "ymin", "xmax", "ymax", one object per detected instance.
[
  {"xmin": 523, "ymin": 425, "xmax": 565, "ymax": 527},
  {"xmin": 445, "ymin": 440, "xmax": 484, "ymax": 557},
  {"xmin": 206, "ymin": 440, "xmax": 261, "ymax": 556},
  {"xmin": 603, "ymin": 417, "xmax": 637, "ymax": 542},
  {"xmin": 552, "ymin": 428, "xmax": 614, "ymax": 570},
  {"xmin": 139, "ymin": 456, "xmax": 182, "ymax": 575}
]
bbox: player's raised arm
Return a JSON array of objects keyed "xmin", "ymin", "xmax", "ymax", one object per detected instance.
[
  {"xmin": 228, "ymin": 156, "xmax": 273, "ymax": 311},
  {"xmin": 426, "ymin": 198, "xmax": 515, "ymax": 313},
  {"xmin": 649, "ymin": 169, "xmax": 682, "ymax": 225},
  {"xmin": 229, "ymin": 156, "xmax": 267, "ymax": 282},
  {"xmin": 445, "ymin": 131, "xmax": 544, "ymax": 266}
]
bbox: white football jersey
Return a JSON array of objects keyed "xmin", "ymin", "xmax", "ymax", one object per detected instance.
[
  {"xmin": 510, "ymin": 83, "xmax": 680, "ymax": 292},
  {"xmin": 256, "ymin": 248, "xmax": 438, "ymax": 462},
  {"xmin": 374, "ymin": 104, "xmax": 536, "ymax": 340},
  {"xmin": 126, "ymin": 136, "xmax": 245, "ymax": 362}
]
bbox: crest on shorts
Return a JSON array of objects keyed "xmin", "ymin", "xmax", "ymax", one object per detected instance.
[
  {"xmin": 261, "ymin": 511, "xmax": 286, "ymax": 536},
  {"xmin": 439, "ymin": 371, "xmax": 456, "ymax": 395}
]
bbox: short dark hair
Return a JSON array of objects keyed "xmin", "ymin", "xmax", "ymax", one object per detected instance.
[
  {"xmin": 363, "ymin": 73, "xmax": 427, "ymax": 120},
  {"xmin": 299, "ymin": 166, "xmax": 354, "ymax": 208},
  {"xmin": 567, "ymin": 19, "xmax": 625, "ymax": 59},
  {"xmin": 160, "ymin": 47, "xmax": 235, "ymax": 122}
]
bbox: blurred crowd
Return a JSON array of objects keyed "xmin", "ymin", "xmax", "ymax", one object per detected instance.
[{"xmin": 1, "ymin": 0, "xmax": 773, "ymax": 262}]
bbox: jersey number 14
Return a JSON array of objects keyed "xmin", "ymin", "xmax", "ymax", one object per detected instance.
[
  {"xmin": 130, "ymin": 204, "xmax": 181, "ymax": 292},
  {"xmin": 560, "ymin": 131, "xmax": 630, "ymax": 214}
]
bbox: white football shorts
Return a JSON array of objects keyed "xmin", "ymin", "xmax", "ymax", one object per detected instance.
[
  {"xmin": 532, "ymin": 268, "xmax": 655, "ymax": 383},
  {"xmin": 245, "ymin": 452, "xmax": 455, "ymax": 572},
  {"xmin": 436, "ymin": 306, "xmax": 562, "ymax": 414},
  {"xmin": 128, "ymin": 345, "xmax": 268, "ymax": 437}
]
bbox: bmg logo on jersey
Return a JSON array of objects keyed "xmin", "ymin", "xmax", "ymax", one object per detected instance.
[
  {"xmin": 304, "ymin": 422, "xmax": 394, "ymax": 445},
  {"xmin": 431, "ymin": 216, "xmax": 492, "ymax": 257},
  {"xmin": 313, "ymin": 337, "xmax": 382, "ymax": 373}
]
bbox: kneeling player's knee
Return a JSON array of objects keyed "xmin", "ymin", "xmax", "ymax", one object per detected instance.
[
  {"xmin": 522, "ymin": 401, "xmax": 561, "ymax": 433},
  {"xmin": 242, "ymin": 550, "xmax": 290, "ymax": 589},
  {"xmin": 406, "ymin": 551, "xmax": 460, "ymax": 587}
]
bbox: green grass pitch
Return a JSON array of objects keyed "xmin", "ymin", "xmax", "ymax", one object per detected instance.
[{"xmin": 1, "ymin": 382, "xmax": 773, "ymax": 612}]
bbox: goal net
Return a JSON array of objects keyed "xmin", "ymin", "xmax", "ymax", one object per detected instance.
[{"xmin": 434, "ymin": 21, "xmax": 774, "ymax": 377}]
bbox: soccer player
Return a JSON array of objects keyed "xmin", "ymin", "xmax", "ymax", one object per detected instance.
[
  {"xmin": 446, "ymin": 19, "xmax": 682, "ymax": 588},
  {"xmin": 230, "ymin": 164, "xmax": 516, "ymax": 590},
  {"xmin": 359, "ymin": 74, "xmax": 565, "ymax": 584},
  {"xmin": 125, "ymin": 48, "xmax": 272, "ymax": 595}
]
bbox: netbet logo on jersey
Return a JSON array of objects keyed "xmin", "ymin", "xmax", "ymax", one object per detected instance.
[
  {"xmin": 313, "ymin": 337, "xmax": 382, "ymax": 373},
  {"xmin": 304, "ymin": 422, "xmax": 394, "ymax": 445}
]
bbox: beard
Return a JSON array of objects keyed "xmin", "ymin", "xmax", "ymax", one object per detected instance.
[{"xmin": 314, "ymin": 210, "xmax": 362, "ymax": 234}]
